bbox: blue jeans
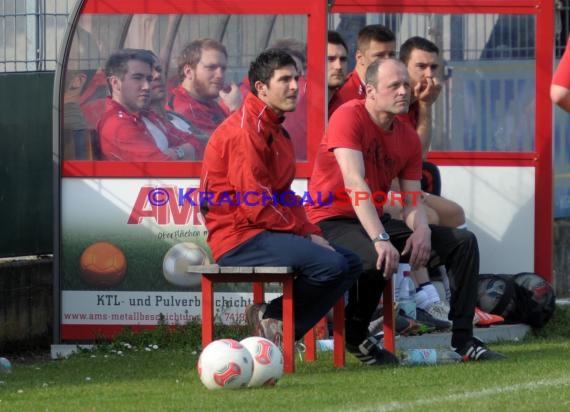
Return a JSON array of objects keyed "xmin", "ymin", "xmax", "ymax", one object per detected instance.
[{"xmin": 218, "ymin": 231, "xmax": 362, "ymax": 340}]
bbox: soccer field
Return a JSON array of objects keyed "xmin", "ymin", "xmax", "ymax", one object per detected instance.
[{"xmin": 0, "ymin": 308, "xmax": 569, "ymax": 412}]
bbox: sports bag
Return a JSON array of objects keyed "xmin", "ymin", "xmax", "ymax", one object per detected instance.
[{"xmin": 477, "ymin": 272, "xmax": 556, "ymax": 328}]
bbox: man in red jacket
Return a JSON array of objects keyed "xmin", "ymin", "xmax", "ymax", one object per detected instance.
[
  {"xmin": 200, "ymin": 49, "xmax": 363, "ymax": 354},
  {"xmin": 98, "ymin": 49, "xmax": 197, "ymax": 161}
]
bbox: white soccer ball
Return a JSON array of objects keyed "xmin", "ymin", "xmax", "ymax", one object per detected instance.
[
  {"xmin": 240, "ymin": 336, "xmax": 283, "ymax": 387},
  {"xmin": 197, "ymin": 339, "xmax": 254, "ymax": 390},
  {"xmin": 162, "ymin": 242, "xmax": 210, "ymax": 288}
]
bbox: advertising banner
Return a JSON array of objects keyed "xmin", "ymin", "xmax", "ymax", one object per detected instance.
[{"xmin": 60, "ymin": 178, "xmax": 299, "ymax": 340}]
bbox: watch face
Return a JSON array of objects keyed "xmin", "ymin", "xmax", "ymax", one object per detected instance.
[{"xmin": 378, "ymin": 232, "xmax": 390, "ymax": 241}]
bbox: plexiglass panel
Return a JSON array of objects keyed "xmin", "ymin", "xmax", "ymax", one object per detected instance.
[
  {"xmin": 329, "ymin": 13, "xmax": 536, "ymax": 152},
  {"xmin": 63, "ymin": 14, "xmax": 307, "ymax": 161}
]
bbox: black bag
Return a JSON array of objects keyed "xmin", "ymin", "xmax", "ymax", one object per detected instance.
[{"xmin": 477, "ymin": 272, "xmax": 556, "ymax": 328}]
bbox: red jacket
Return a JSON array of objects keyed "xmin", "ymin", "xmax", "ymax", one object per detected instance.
[
  {"xmin": 200, "ymin": 93, "xmax": 321, "ymax": 260},
  {"xmin": 168, "ymin": 85, "xmax": 228, "ymax": 137},
  {"xmin": 98, "ymin": 98, "xmax": 205, "ymax": 161},
  {"xmin": 328, "ymin": 70, "xmax": 365, "ymax": 117}
]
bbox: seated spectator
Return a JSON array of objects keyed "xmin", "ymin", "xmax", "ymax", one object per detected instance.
[
  {"xmin": 328, "ymin": 24, "xmax": 396, "ymax": 116},
  {"xmin": 63, "ymin": 70, "xmax": 94, "ymax": 159},
  {"xmin": 238, "ymin": 38, "xmax": 308, "ymax": 160},
  {"xmin": 144, "ymin": 50, "xmax": 206, "ymax": 158},
  {"xmin": 551, "ymin": 35, "xmax": 570, "ymax": 112},
  {"xmin": 200, "ymin": 49, "xmax": 361, "ymax": 347},
  {"xmin": 307, "ymin": 58, "xmax": 505, "ymax": 362},
  {"xmin": 168, "ymin": 39, "xmax": 241, "ymax": 139},
  {"xmin": 98, "ymin": 49, "xmax": 199, "ymax": 161},
  {"xmin": 327, "ymin": 31, "xmax": 349, "ymax": 103}
]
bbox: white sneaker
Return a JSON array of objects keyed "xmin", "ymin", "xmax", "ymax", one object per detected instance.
[{"xmin": 425, "ymin": 300, "xmax": 450, "ymax": 323}]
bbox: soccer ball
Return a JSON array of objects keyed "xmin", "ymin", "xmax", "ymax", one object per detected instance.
[
  {"xmin": 162, "ymin": 242, "xmax": 210, "ymax": 288},
  {"xmin": 240, "ymin": 336, "xmax": 283, "ymax": 387},
  {"xmin": 79, "ymin": 241, "xmax": 127, "ymax": 287},
  {"xmin": 197, "ymin": 339, "xmax": 253, "ymax": 390}
]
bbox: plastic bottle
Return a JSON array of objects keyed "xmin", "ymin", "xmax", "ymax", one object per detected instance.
[
  {"xmin": 316, "ymin": 339, "xmax": 334, "ymax": 352},
  {"xmin": 0, "ymin": 357, "xmax": 12, "ymax": 373},
  {"xmin": 400, "ymin": 348, "xmax": 462, "ymax": 365},
  {"xmin": 397, "ymin": 270, "xmax": 416, "ymax": 319}
]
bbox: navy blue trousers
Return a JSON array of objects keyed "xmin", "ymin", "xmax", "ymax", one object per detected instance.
[{"xmin": 218, "ymin": 231, "xmax": 362, "ymax": 340}]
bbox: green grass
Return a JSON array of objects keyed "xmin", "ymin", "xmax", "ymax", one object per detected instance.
[{"xmin": 1, "ymin": 306, "xmax": 569, "ymax": 412}]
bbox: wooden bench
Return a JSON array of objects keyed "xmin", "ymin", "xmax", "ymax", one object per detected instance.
[
  {"xmin": 191, "ymin": 265, "xmax": 347, "ymax": 373},
  {"xmin": 191, "ymin": 264, "xmax": 396, "ymax": 373}
]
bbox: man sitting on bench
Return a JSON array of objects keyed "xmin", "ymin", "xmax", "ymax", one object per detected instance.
[{"xmin": 199, "ymin": 49, "xmax": 361, "ymax": 348}]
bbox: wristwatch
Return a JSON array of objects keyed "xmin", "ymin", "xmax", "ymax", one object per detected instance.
[
  {"xmin": 174, "ymin": 146, "xmax": 185, "ymax": 159},
  {"xmin": 373, "ymin": 232, "xmax": 390, "ymax": 243}
]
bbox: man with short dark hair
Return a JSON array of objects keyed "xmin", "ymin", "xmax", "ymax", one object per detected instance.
[
  {"xmin": 98, "ymin": 49, "xmax": 196, "ymax": 161},
  {"xmin": 328, "ymin": 24, "xmax": 396, "ymax": 115},
  {"xmin": 327, "ymin": 31, "xmax": 349, "ymax": 102},
  {"xmin": 200, "ymin": 49, "xmax": 361, "ymax": 346}
]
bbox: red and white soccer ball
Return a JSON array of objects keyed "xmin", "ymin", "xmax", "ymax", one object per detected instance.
[
  {"xmin": 197, "ymin": 339, "xmax": 253, "ymax": 390},
  {"xmin": 240, "ymin": 336, "xmax": 283, "ymax": 387}
]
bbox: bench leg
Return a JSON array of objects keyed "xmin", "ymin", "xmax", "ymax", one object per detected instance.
[
  {"xmin": 201, "ymin": 275, "xmax": 214, "ymax": 348},
  {"xmin": 383, "ymin": 278, "xmax": 395, "ymax": 354},
  {"xmin": 304, "ymin": 318, "xmax": 325, "ymax": 362},
  {"xmin": 282, "ymin": 277, "xmax": 295, "ymax": 373},
  {"xmin": 333, "ymin": 295, "xmax": 345, "ymax": 368},
  {"xmin": 252, "ymin": 282, "xmax": 264, "ymax": 304}
]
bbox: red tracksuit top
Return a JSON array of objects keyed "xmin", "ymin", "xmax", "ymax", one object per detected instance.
[
  {"xmin": 97, "ymin": 98, "xmax": 205, "ymax": 161},
  {"xmin": 200, "ymin": 93, "xmax": 321, "ymax": 261}
]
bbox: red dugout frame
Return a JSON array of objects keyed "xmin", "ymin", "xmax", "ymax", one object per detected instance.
[
  {"xmin": 54, "ymin": 0, "xmax": 554, "ymax": 345},
  {"xmin": 59, "ymin": 0, "xmax": 327, "ymax": 178}
]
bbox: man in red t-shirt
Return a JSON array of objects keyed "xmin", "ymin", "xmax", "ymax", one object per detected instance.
[
  {"xmin": 200, "ymin": 49, "xmax": 361, "ymax": 345},
  {"xmin": 168, "ymin": 39, "xmax": 241, "ymax": 139},
  {"xmin": 98, "ymin": 49, "xmax": 197, "ymax": 161},
  {"xmin": 307, "ymin": 58, "xmax": 505, "ymax": 362},
  {"xmin": 551, "ymin": 35, "xmax": 570, "ymax": 112},
  {"xmin": 328, "ymin": 24, "xmax": 396, "ymax": 117},
  {"xmin": 327, "ymin": 31, "xmax": 349, "ymax": 104}
]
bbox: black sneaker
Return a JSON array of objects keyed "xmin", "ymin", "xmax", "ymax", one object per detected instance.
[
  {"xmin": 416, "ymin": 307, "xmax": 452, "ymax": 331},
  {"xmin": 455, "ymin": 337, "xmax": 507, "ymax": 361},
  {"xmin": 347, "ymin": 336, "xmax": 399, "ymax": 366},
  {"xmin": 396, "ymin": 310, "xmax": 436, "ymax": 335}
]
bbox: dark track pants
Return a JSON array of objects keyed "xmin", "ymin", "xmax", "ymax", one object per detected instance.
[
  {"xmin": 318, "ymin": 217, "xmax": 478, "ymax": 348},
  {"xmin": 218, "ymin": 231, "xmax": 362, "ymax": 340}
]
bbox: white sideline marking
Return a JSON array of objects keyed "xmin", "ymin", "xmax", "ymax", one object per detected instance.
[{"xmin": 353, "ymin": 375, "xmax": 570, "ymax": 412}]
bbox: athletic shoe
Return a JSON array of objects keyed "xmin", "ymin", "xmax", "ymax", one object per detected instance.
[
  {"xmin": 245, "ymin": 303, "xmax": 266, "ymax": 336},
  {"xmin": 425, "ymin": 300, "xmax": 450, "ymax": 321},
  {"xmin": 474, "ymin": 307, "xmax": 505, "ymax": 326},
  {"xmin": 416, "ymin": 307, "xmax": 452, "ymax": 331},
  {"xmin": 346, "ymin": 336, "xmax": 399, "ymax": 366},
  {"xmin": 396, "ymin": 310, "xmax": 436, "ymax": 335},
  {"xmin": 454, "ymin": 337, "xmax": 507, "ymax": 361}
]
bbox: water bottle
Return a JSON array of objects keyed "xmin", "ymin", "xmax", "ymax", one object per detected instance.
[
  {"xmin": 397, "ymin": 270, "xmax": 416, "ymax": 319},
  {"xmin": 400, "ymin": 348, "xmax": 462, "ymax": 365},
  {"xmin": 316, "ymin": 339, "xmax": 334, "ymax": 352},
  {"xmin": 0, "ymin": 357, "xmax": 12, "ymax": 373}
]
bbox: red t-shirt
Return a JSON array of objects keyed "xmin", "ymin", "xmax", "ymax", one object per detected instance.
[
  {"xmin": 306, "ymin": 99, "xmax": 423, "ymax": 223},
  {"xmin": 200, "ymin": 93, "xmax": 321, "ymax": 261},
  {"xmin": 553, "ymin": 36, "xmax": 570, "ymax": 88},
  {"xmin": 328, "ymin": 70, "xmax": 365, "ymax": 117},
  {"xmin": 168, "ymin": 85, "xmax": 228, "ymax": 137}
]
